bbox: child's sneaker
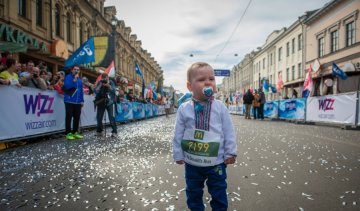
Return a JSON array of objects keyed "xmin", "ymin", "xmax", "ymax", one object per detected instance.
[
  {"xmin": 66, "ymin": 133, "xmax": 75, "ymax": 140},
  {"xmin": 73, "ymin": 132, "xmax": 84, "ymax": 139}
]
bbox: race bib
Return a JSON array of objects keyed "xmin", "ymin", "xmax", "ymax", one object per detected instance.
[{"xmin": 181, "ymin": 129, "xmax": 220, "ymax": 167}]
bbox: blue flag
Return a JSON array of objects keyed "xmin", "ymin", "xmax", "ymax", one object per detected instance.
[
  {"xmin": 332, "ymin": 62, "xmax": 348, "ymax": 80},
  {"xmin": 141, "ymin": 79, "xmax": 145, "ymax": 98},
  {"xmin": 135, "ymin": 63, "xmax": 144, "ymax": 79},
  {"xmin": 262, "ymin": 79, "xmax": 269, "ymax": 93},
  {"xmin": 269, "ymin": 84, "xmax": 277, "ymax": 93},
  {"xmin": 64, "ymin": 37, "xmax": 95, "ymax": 68}
]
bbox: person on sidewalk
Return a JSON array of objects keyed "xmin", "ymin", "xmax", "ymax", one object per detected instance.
[
  {"xmin": 243, "ymin": 89, "xmax": 254, "ymax": 119},
  {"xmin": 94, "ymin": 73, "xmax": 117, "ymax": 137},
  {"xmin": 63, "ymin": 66, "xmax": 84, "ymax": 140},
  {"xmin": 172, "ymin": 62, "xmax": 237, "ymax": 211},
  {"xmin": 252, "ymin": 89, "xmax": 260, "ymax": 119},
  {"xmin": 258, "ymin": 88, "xmax": 266, "ymax": 120}
]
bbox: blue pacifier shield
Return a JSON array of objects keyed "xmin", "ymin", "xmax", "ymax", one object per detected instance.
[{"xmin": 203, "ymin": 87, "xmax": 213, "ymax": 98}]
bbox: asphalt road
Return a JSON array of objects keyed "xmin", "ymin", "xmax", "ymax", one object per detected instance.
[{"xmin": 0, "ymin": 115, "xmax": 359, "ymax": 211}]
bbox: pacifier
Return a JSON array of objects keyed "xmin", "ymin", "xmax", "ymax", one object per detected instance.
[{"xmin": 203, "ymin": 87, "xmax": 214, "ymax": 98}]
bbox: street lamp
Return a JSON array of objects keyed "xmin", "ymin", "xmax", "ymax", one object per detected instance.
[{"xmin": 111, "ymin": 17, "xmax": 117, "ymax": 78}]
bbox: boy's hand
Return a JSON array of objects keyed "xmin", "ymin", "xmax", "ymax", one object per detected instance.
[
  {"xmin": 224, "ymin": 156, "xmax": 236, "ymax": 165},
  {"xmin": 175, "ymin": 160, "xmax": 184, "ymax": 165}
]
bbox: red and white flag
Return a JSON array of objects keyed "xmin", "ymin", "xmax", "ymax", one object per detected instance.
[
  {"xmin": 276, "ymin": 71, "xmax": 284, "ymax": 91},
  {"xmin": 96, "ymin": 60, "xmax": 115, "ymax": 83},
  {"xmin": 302, "ymin": 64, "xmax": 313, "ymax": 98}
]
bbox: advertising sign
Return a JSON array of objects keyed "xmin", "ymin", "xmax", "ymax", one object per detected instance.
[
  {"xmin": 306, "ymin": 92, "xmax": 357, "ymax": 124},
  {"xmin": 278, "ymin": 98, "xmax": 306, "ymax": 120},
  {"xmin": 264, "ymin": 101, "xmax": 278, "ymax": 118},
  {"xmin": 115, "ymin": 102, "xmax": 133, "ymax": 122}
]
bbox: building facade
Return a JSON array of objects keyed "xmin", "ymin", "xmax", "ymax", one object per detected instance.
[
  {"xmin": 0, "ymin": 0, "xmax": 163, "ymax": 95},
  {"xmin": 304, "ymin": 0, "xmax": 360, "ymax": 96}
]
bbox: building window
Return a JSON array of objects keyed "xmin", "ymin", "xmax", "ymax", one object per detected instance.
[
  {"xmin": 80, "ymin": 26, "xmax": 83, "ymax": 44},
  {"xmin": 66, "ymin": 13, "xmax": 72, "ymax": 43},
  {"xmin": 346, "ymin": 21, "xmax": 355, "ymax": 47},
  {"xmin": 286, "ymin": 68, "xmax": 289, "ymax": 82},
  {"xmin": 36, "ymin": 0, "xmax": 43, "ymax": 26},
  {"xmin": 291, "ymin": 65, "xmax": 295, "ymax": 80},
  {"xmin": 286, "ymin": 42, "xmax": 290, "ymax": 57},
  {"xmin": 278, "ymin": 47, "xmax": 282, "ymax": 61},
  {"xmin": 298, "ymin": 63, "xmax": 302, "ymax": 79},
  {"xmin": 263, "ymin": 58, "xmax": 265, "ymax": 69},
  {"xmin": 270, "ymin": 53, "xmax": 273, "ymax": 65},
  {"xmin": 318, "ymin": 37, "xmax": 324, "ymax": 57},
  {"xmin": 292, "ymin": 38, "xmax": 295, "ymax": 54},
  {"xmin": 298, "ymin": 34, "xmax": 302, "ymax": 51},
  {"xmin": 55, "ymin": 4, "xmax": 61, "ymax": 36},
  {"xmin": 18, "ymin": 0, "xmax": 26, "ymax": 17},
  {"xmin": 330, "ymin": 30, "xmax": 338, "ymax": 53}
]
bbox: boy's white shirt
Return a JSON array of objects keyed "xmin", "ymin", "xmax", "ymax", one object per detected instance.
[{"xmin": 172, "ymin": 99, "xmax": 237, "ymax": 166}]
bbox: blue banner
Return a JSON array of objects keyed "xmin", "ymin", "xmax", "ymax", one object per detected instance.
[
  {"xmin": 64, "ymin": 37, "xmax": 95, "ymax": 67},
  {"xmin": 133, "ymin": 102, "xmax": 145, "ymax": 119},
  {"xmin": 278, "ymin": 98, "xmax": 306, "ymax": 120},
  {"xmin": 145, "ymin": 104, "xmax": 153, "ymax": 118},
  {"xmin": 152, "ymin": 104, "xmax": 158, "ymax": 116},
  {"xmin": 264, "ymin": 101, "xmax": 279, "ymax": 118},
  {"xmin": 115, "ymin": 102, "xmax": 133, "ymax": 122}
]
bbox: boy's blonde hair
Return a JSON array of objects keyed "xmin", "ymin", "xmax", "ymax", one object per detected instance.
[{"xmin": 187, "ymin": 62, "xmax": 213, "ymax": 82}]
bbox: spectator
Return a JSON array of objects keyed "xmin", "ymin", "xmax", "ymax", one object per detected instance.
[
  {"xmin": 252, "ymin": 90, "xmax": 260, "ymax": 119},
  {"xmin": 0, "ymin": 51, "xmax": 12, "ymax": 72},
  {"xmin": 243, "ymin": 89, "xmax": 254, "ymax": 119},
  {"xmin": 82, "ymin": 76, "xmax": 94, "ymax": 95},
  {"xmin": 21, "ymin": 67, "xmax": 47, "ymax": 90},
  {"xmin": 0, "ymin": 58, "xmax": 21, "ymax": 87},
  {"xmin": 40, "ymin": 70, "xmax": 53, "ymax": 90},
  {"xmin": 53, "ymin": 72, "xmax": 64, "ymax": 95},
  {"xmin": 258, "ymin": 88, "xmax": 266, "ymax": 120}
]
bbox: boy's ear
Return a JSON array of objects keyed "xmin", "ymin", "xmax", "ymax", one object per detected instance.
[{"xmin": 186, "ymin": 81, "xmax": 192, "ymax": 92}]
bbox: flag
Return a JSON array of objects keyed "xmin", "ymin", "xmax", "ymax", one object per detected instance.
[
  {"xmin": 141, "ymin": 79, "xmax": 145, "ymax": 99},
  {"xmin": 64, "ymin": 37, "xmax": 95, "ymax": 67},
  {"xmin": 95, "ymin": 60, "xmax": 115, "ymax": 83},
  {"xmin": 262, "ymin": 79, "xmax": 269, "ymax": 94},
  {"xmin": 276, "ymin": 71, "xmax": 283, "ymax": 91},
  {"xmin": 269, "ymin": 84, "xmax": 277, "ymax": 93},
  {"xmin": 135, "ymin": 63, "xmax": 144, "ymax": 79},
  {"xmin": 332, "ymin": 62, "xmax": 348, "ymax": 80},
  {"xmin": 302, "ymin": 65, "xmax": 313, "ymax": 98}
]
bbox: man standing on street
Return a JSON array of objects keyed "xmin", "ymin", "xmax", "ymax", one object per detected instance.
[
  {"xmin": 243, "ymin": 89, "xmax": 254, "ymax": 119},
  {"xmin": 63, "ymin": 66, "xmax": 84, "ymax": 140},
  {"xmin": 258, "ymin": 88, "xmax": 266, "ymax": 120},
  {"xmin": 94, "ymin": 73, "xmax": 117, "ymax": 137}
]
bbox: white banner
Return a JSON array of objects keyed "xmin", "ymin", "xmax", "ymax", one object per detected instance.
[
  {"xmin": 0, "ymin": 86, "xmax": 97, "ymax": 141},
  {"xmin": 306, "ymin": 92, "xmax": 357, "ymax": 125}
]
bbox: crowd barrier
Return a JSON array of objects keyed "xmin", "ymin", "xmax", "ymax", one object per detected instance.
[
  {"xmin": 0, "ymin": 86, "xmax": 165, "ymax": 142},
  {"xmin": 228, "ymin": 91, "xmax": 359, "ymax": 126}
]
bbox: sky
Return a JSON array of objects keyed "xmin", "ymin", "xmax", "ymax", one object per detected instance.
[{"xmin": 104, "ymin": 0, "xmax": 330, "ymax": 93}]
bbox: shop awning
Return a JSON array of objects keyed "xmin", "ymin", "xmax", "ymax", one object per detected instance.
[{"xmin": 0, "ymin": 42, "xmax": 27, "ymax": 53}]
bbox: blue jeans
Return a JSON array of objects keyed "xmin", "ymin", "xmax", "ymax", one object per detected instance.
[
  {"xmin": 96, "ymin": 103, "xmax": 117, "ymax": 133},
  {"xmin": 185, "ymin": 163, "xmax": 227, "ymax": 211}
]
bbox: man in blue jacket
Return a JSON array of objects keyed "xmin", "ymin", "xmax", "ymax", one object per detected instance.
[{"xmin": 63, "ymin": 66, "xmax": 84, "ymax": 140}]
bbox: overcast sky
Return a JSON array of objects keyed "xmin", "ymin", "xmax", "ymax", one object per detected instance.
[{"xmin": 105, "ymin": 0, "xmax": 330, "ymax": 93}]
